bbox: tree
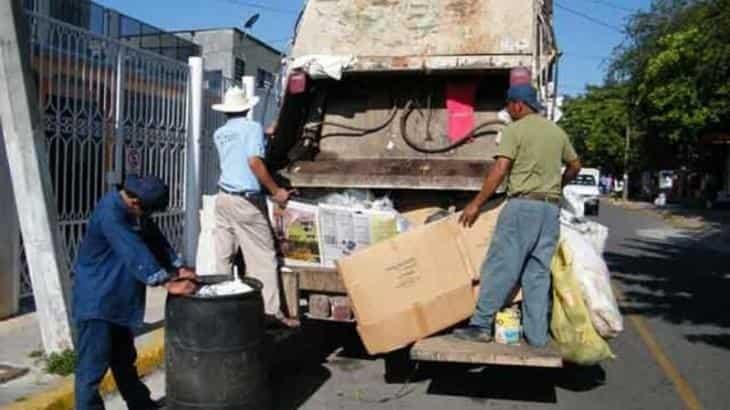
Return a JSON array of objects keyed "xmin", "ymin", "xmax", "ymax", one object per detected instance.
[
  {"xmin": 559, "ymin": 84, "xmax": 640, "ymax": 175},
  {"xmin": 608, "ymin": 0, "xmax": 730, "ymax": 169}
]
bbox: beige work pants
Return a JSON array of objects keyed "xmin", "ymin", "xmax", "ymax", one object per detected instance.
[{"xmin": 214, "ymin": 192, "xmax": 280, "ymax": 316}]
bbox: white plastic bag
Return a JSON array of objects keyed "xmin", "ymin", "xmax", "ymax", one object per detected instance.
[
  {"xmin": 561, "ymin": 218, "xmax": 609, "ymax": 255},
  {"xmin": 560, "ymin": 227, "xmax": 623, "ymax": 339},
  {"xmin": 195, "ymin": 195, "xmax": 219, "ymax": 276}
]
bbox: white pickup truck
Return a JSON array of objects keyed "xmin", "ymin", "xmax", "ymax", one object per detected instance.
[{"xmin": 564, "ymin": 168, "xmax": 601, "ymax": 216}]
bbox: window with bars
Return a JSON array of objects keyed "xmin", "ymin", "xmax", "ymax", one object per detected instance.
[
  {"xmin": 256, "ymin": 68, "xmax": 274, "ymax": 89},
  {"xmin": 234, "ymin": 58, "xmax": 246, "ymax": 80}
]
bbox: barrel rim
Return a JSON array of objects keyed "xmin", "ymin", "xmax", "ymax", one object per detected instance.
[{"xmin": 171, "ymin": 275, "xmax": 264, "ymax": 301}]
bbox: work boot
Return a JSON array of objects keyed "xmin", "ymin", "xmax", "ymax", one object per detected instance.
[{"xmin": 452, "ymin": 326, "xmax": 493, "ymax": 343}]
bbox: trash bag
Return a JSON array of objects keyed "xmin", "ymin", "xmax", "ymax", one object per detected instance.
[
  {"xmin": 560, "ymin": 212, "xmax": 609, "ymax": 255},
  {"xmin": 551, "ymin": 241, "xmax": 615, "ymax": 365},
  {"xmin": 561, "ymin": 227, "xmax": 623, "ymax": 338}
]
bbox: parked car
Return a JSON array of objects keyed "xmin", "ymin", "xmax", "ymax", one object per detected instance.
[{"xmin": 564, "ymin": 168, "xmax": 601, "ymax": 216}]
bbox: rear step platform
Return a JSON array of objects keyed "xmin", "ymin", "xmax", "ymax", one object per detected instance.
[{"xmin": 411, "ymin": 335, "xmax": 563, "ymax": 368}]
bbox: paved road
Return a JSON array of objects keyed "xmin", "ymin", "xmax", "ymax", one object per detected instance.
[{"xmin": 108, "ymin": 201, "xmax": 730, "ymax": 410}]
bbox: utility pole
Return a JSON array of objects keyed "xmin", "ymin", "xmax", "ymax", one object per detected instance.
[
  {"xmin": 0, "ymin": 0, "xmax": 73, "ymax": 352},
  {"xmin": 623, "ymin": 123, "xmax": 630, "ymax": 201}
]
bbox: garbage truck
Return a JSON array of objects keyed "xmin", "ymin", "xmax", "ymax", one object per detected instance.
[{"xmin": 267, "ymin": 0, "xmax": 563, "ymax": 367}]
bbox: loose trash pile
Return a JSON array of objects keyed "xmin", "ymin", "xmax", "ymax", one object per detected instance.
[
  {"xmin": 267, "ymin": 189, "xmax": 410, "ymax": 268},
  {"xmin": 195, "ymin": 280, "xmax": 253, "ymax": 297},
  {"xmin": 195, "ymin": 270, "xmax": 253, "ymax": 298}
]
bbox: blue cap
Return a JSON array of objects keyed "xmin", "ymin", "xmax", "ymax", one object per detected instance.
[
  {"xmin": 123, "ymin": 175, "xmax": 169, "ymax": 212},
  {"xmin": 507, "ymin": 84, "xmax": 544, "ymax": 112}
]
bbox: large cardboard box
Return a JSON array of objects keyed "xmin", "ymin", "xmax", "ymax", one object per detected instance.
[{"xmin": 337, "ymin": 199, "xmax": 506, "ymax": 354}]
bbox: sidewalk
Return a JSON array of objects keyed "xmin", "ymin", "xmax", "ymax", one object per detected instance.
[
  {"xmin": 609, "ymin": 198, "xmax": 730, "ymax": 230},
  {"xmin": 0, "ymin": 288, "xmax": 168, "ymax": 407}
]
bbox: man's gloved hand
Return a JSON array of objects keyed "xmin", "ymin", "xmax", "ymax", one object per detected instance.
[{"xmin": 165, "ymin": 279, "xmax": 197, "ymax": 296}]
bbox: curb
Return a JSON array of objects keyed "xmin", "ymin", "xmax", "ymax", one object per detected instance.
[{"xmin": 3, "ymin": 329, "xmax": 165, "ymax": 410}]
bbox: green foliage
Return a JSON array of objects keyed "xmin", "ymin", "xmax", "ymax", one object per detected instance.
[
  {"xmin": 45, "ymin": 350, "xmax": 76, "ymax": 376},
  {"xmin": 559, "ymin": 84, "xmax": 637, "ymax": 173},
  {"xmin": 596, "ymin": 0, "xmax": 730, "ymax": 169}
]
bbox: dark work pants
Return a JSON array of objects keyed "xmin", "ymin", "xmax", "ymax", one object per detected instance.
[
  {"xmin": 470, "ymin": 199, "xmax": 560, "ymax": 347},
  {"xmin": 75, "ymin": 320, "xmax": 154, "ymax": 410}
]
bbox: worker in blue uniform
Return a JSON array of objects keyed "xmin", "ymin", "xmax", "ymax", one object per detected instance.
[{"xmin": 72, "ymin": 175, "xmax": 197, "ymax": 410}]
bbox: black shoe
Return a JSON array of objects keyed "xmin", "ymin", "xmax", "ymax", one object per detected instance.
[{"xmin": 452, "ymin": 326, "xmax": 493, "ymax": 343}]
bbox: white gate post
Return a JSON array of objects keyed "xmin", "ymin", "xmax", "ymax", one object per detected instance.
[
  {"xmin": 184, "ymin": 57, "xmax": 204, "ymax": 265},
  {"xmin": 242, "ymin": 76, "xmax": 255, "ymax": 121},
  {"xmin": 0, "ymin": 0, "xmax": 73, "ymax": 352},
  {"xmin": 0, "ymin": 126, "xmax": 20, "ymax": 319}
]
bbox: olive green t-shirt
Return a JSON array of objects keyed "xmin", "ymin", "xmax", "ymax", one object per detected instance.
[{"xmin": 496, "ymin": 114, "xmax": 578, "ymax": 197}]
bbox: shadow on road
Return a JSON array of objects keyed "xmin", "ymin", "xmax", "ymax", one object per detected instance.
[
  {"xmin": 606, "ymin": 232, "xmax": 730, "ymax": 349},
  {"xmin": 422, "ymin": 362, "xmax": 605, "ymax": 403},
  {"xmin": 425, "ymin": 364, "xmax": 558, "ymax": 403}
]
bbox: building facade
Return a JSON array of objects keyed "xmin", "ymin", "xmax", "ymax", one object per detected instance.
[
  {"xmin": 24, "ymin": 0, "xmax": 200, "ymax": 61},
  {"xmin": 173, "ymin": 28, "xmax": 281, "ymax": 89}
]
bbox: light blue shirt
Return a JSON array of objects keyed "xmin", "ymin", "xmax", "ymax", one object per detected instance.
[{"xmin": 213, "ymin": 117, "xmax": 265, "ymax": 192}]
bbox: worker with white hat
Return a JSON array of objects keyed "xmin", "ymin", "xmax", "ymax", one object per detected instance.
[{"xmin": 211, "ymin": 87, "xmax": 297, "ymax": 327}]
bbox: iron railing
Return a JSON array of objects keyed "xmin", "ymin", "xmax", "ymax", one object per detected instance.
[{"xmin": 19, "ymin": 11, "xmax": 190, "ymax": 298}]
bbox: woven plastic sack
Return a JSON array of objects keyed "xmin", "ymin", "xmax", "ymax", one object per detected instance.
[
  {"xmin": 551, "ymin": 241, "xmax": 615, "ymax": 365},
  {"xmin": 561, "ymin": 227, "xmax": 623, "ymax": 338}
]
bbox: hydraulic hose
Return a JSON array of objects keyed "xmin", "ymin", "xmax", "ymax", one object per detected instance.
[
  {"xmin": 399, "ymin": 100, "xmax": 505, "ymax": 154},
  {"xmin": 317, "ymin": 104, "xmax": 399, "ymax": 138}
]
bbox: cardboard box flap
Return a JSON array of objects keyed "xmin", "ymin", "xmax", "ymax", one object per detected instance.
[
  {"xmin": 356, "ymin": 284, "xmax": 476, "ymax": 354},
  {"xmin": 337, "ymin": 220, "xmax": 472, "ymax": 325}
]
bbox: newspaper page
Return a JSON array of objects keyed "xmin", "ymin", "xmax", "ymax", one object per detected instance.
[
  {"xmin": 267, "ymin": 199, "xmax": 323, "ymax": 266},
  {"xmin": 319, "ymin": 205, "xmax": 398, "ymax": 267}
]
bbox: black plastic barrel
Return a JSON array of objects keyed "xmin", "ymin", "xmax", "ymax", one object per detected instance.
[{"xmin": 165, "ymin": 275, "xmax": 271, "ymax": 410}]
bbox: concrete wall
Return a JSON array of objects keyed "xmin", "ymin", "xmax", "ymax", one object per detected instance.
[
  {"xmin": 176, "ymin": 29, "xmax": 281, "ymax": 83},
  {"xmin": 233, "ymin": 31, "xmax": 281, "ymax": 79},
  {"xmin": 176, "ymin": 29, "xmax": 236, "ymax": 78},
  {"xmin": 0, "ymin": 126, "xmax": 20, "ymax": 319}
]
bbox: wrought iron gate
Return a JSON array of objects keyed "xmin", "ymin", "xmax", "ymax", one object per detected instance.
[{"xmin": 19, "ymin": 12, "xmax": 190, "ymax": 298}]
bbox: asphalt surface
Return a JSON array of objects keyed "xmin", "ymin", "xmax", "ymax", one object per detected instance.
[{"xmin": 108, "ymin": 201, "xmax": 730, "ymax": 410}]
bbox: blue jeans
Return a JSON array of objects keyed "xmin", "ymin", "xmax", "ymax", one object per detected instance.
[
  {"xmin": 470, "ymin": 199, "xmax": 560, "ymax": 347},
  {"xmin": 75, "ymin": 320, "xmax": 154, "ymax": 410}
]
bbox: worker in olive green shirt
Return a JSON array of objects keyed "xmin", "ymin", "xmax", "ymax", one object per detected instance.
[{"xmin": 454, "ymin": 84, "xmax": 582, "ymax": 347}]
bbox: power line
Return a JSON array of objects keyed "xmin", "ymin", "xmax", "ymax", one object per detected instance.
[
  {"xmin": 555, "ymin": 2, "xmax": 624, "ymax": 33},
  {"xmin": 584, "ymin": 0, "xmax": 636, "ymax": 13},
  {"xmin": 563, "ymin": 53, "xmax": 611, "ymax": 61},
  {"xmin": 217, "ymin": 0, "xmax": 300, "ymax": 15}
]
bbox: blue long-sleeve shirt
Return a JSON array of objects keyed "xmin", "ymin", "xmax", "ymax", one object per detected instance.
[{"xmin": 72, "ymin": 191, "xmax": 182, "ymax": 328}]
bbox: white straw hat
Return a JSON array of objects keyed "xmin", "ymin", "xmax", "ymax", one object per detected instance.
[{"xmin": 212, "ymin": 86, "xmax": 260, "ymax": 113}]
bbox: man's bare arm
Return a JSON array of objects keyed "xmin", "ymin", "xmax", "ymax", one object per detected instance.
[
  {"xmin": 562, "ymin": 159, "xmax": 582, "ymax": 188},
  {"xmin": 473, "ymin": 157, "xmax": 513, "ymax": 207},
  {"xmin": 248, "ymin": 156, "xmax": 293, "ymax": 205},
  {"xmin": 248, "ymin": 156, "xmax": 280, "ymax": 194},
  {"xmin": 459, "ymin": 157, "xmax": 512, "ymax": 227}
]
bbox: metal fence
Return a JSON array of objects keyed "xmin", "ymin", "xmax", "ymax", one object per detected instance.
[
  {"xmin": 19, "ymin": 12, "xmax": 190, "ymax": 298},
  {"xmin": 200, "ymin": 72, "xmax": 239, "ymax": 196}
]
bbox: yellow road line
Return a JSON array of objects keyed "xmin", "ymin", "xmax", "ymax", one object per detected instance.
[{"xmin": 614, "ymin": 284, "xmax": 703, "ymax": 410}]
